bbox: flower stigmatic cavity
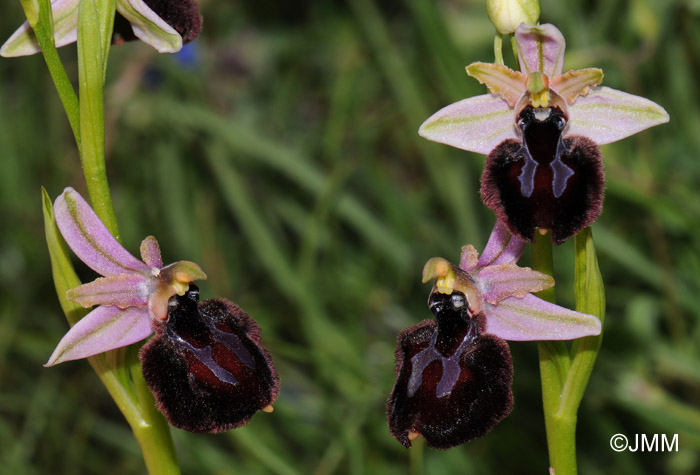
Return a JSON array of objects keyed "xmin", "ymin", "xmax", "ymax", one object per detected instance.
[
  {"xmin": 419, "ymin": 23, "xmax": 669, "ymax": 243},
  {"xmin": 1, "ymin": 0, "xmax": 202, "ymax": 57},
  {"xmin": 140, "ymin": 284, "xmax": 279, "ymax": 433},
  {"xmin": 386, "ymin": 222, "xmax": 602, "ymax": 449}
]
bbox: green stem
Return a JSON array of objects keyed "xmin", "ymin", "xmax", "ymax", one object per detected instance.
[
  {"xmin": 131, "ymin": 352, "xmax": 181, "ymax": 475},
  {"xmin": 533, "ymin": 234, "xmax": 570, "ymax": 382},
  {"xmin": 543, "ymin": 414, "xmax": 578, "ymax": 475},
  {"xmin": 532, "ymin": 233, "xmax": 555, "ymax": 303},
  {"xmin": 77, "ymin": 0, "xmax": 119, "ymax": 238},
  {"xmin": 510, "ymin": 35, "xmax": 519, "ymax": 65},
  {"xmin": 494, "ymin": 34, "xmax": 504, "ymax": 65},
  {"xmin": 409, "ymin": 435, "xmax": 424, "ymax": 475},
  {"xmin": 532, "ymin": 233, "xmax": 576, "ymax": 475},
  {"xmin": 532, "ymin": 229, "xmax": 606, "ymax": 475}
]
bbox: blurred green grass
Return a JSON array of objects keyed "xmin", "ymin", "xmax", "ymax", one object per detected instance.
[{"xmin": 1, "ymin": 0, "xmax": 700, "ymax": 473}]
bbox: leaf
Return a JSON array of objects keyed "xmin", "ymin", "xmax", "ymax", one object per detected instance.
[{"xmin": 558, "ymin": 227, "xmax": 606, "ymax": 416}]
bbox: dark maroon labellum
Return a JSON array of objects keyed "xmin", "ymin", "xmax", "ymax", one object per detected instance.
[
  {"xmin": 113, "ymin": 0, "xmax": 203, "ymax": 46},
  {"xmin": 387, "ymin": 291, "xmax": 513, "ymax": 449},
  {"xmin": 481, "ymin": 105, "xmax": 605, "ymax": 244},
  {"xmin": 140, "ymin": 285, "xmax": 279, "ymax": 433}
]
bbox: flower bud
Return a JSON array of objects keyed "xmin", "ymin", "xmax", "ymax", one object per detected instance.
[{"xmin": 486, "ymin": 0, "xmax": 540, "ymax": 35}]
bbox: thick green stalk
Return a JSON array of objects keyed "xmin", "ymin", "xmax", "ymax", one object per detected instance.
[
  {"xmin": 77, "ymin": 0, "xmax": 118, "ymax": 237},
  {"xmin": 532, "ymin": 233, "xmax": 576, "ymax": 475},
  {"xmin": 494, "ymin": 34, "xmax": 504, "ymax": 65},
  {"xmin": 130, "ymin": 351, "xmax": 181, "ymax": 475},
  {"xmin": 409, "ymin": 435, "xmax": 424, "ymax": 475},
  {"xmin": 532, "ymin": 229, "xmax": 605, "ymax": 475},
  {"xmin": 510, "ymin": 36, "xmax": 519, "ymax": 65},
  {"xmin": 533, "ymin": 233, "xmax": 570, "ymax": 382}
]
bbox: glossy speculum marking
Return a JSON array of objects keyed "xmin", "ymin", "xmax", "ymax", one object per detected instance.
[
  {"xmin": 140, "ymin": 284, "xmax": 279, "ymax": 433},
  {"xmin": 481, "ymin": 105, "xmax": 604, "ymax": 244},
  {"xmin": 387, "ymin": 291, "xmax": 513, "ymax": 449}
]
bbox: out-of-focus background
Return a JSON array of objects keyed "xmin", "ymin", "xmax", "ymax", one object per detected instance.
[{"xmin": 1, "ymin": 0, "xmax": 699, "ymax": 473}]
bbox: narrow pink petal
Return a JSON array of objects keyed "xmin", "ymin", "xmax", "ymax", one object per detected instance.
[
  {"xmin": 466, "ymin": 62, "xmax": 527, "ymax": 107},
  {"xmin": 54, "ymin": 188, "xmax": 148, "ymax": 276},
  {"xmin": 478, "ymin": 264, "xmax": 553, "ymax": 304},
  {"xmin": 459, "ymin": 245, "xmax": 480, "ymax": 272},
  {"xmin": 44, "ymin": 306, "xmax": 152, "ymax": 366},
  {"xmin": 66, "ymin": 274, "xmax": 149, "ymax": 308},
  {"xmin": 419, "ymin": 94, "xmax": 518, "ymax": 155},
  {"xmin": 566, "ymin": 86, "xmax": 670, "ymax": 145},
  {"xmin": 484, "ymin": 294, "xmax": 601, "ymax": 341},
  {"xmin": 550, "ymin": 68, "xmax": 604, "ymax": 104},
  {"xmin": 0, "ymin": 0, "xmax": 78, "ymax": 57},
  {"xmin": 477, "ymin": 220, "xmax": 526, "ymax": 268},
  {"xmin": 140, "ymin": 236, "xmax": 163, "ymax": 268},
  {"xmin": 515, "ymin": 23, "xmax": 566, "ymax": 77}
]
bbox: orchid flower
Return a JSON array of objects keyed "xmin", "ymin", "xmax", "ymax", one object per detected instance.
[
  {"xmin": 47, "ymin": 187, "xmax": 279, "ymax": 433},
  {"xmin": 1, "ymin": 0, "xmax": 202, "ymax": 57},
  {"xmin": 419, "ymin": 23, "xmax": 669, "ymax": 243},
  {"xmin": 46, "ymin": 187, "xmax": 207, "ymax": 366},
  {"xmin": 387, "ymin": 221, "xmax": 601, "ymax": 449}
]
